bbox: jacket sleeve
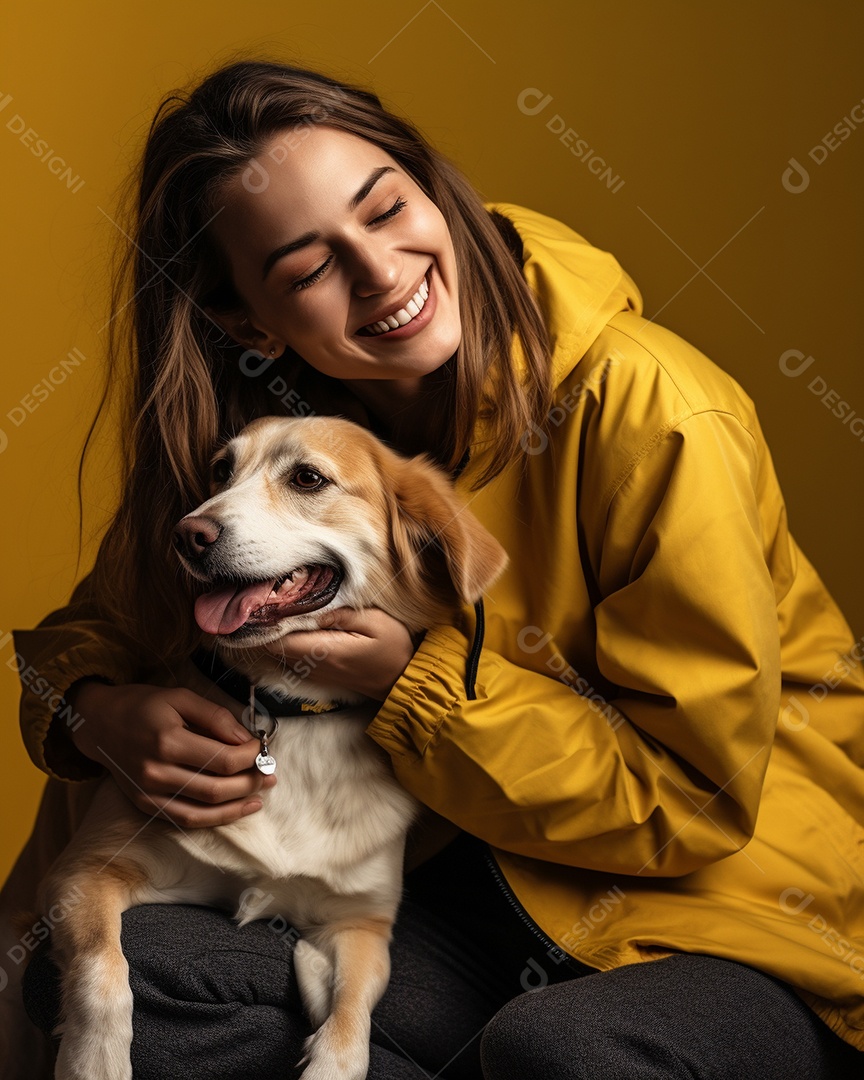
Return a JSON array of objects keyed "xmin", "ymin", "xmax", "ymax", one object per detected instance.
[
  {"xmin": 366, "ymin": 410, "xmax": 782, "ymax": 877},
  {"xmin": 11, "ymin": 570, "xmax": 161, "ymax": 783}
]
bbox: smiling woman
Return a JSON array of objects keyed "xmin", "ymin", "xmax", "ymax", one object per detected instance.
[
  {"xmin": 204, "ymin": 126, "xmax": 461, "ymax": 389},
  {"xmin": 5, "ymin": 56, "xmax": 864, "ymax": 1080}
]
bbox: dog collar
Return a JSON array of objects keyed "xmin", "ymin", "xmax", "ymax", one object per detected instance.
[{"xmin": 190, "ymin": 647, "xmax": 341, "ymax": 718}]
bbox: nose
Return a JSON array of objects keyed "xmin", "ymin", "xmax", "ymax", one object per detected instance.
[
  {"xmin": 173, "ymin": 515, "xmax": 223, "ymax": 560},
  {"xmin": 349, "ymin": 238, "xmax": 402, "ymax": 297}
]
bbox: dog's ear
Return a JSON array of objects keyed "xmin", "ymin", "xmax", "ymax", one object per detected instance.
[{"xmin": 381, "ymin": 450, "xmax": 508, "ymax": 604}]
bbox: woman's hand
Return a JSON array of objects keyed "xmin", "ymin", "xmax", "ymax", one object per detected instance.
[
  {"xmin": 66, "ymin": 681, "xmax": 276, "ymax": 828},
  {"xmin": 262, "ymin": 607, "xmax": 419, "ymax": 702}
]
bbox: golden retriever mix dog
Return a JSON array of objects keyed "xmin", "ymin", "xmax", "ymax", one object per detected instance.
[{"xmin": 37, "ymin": 415, "xmax": 507, "ymax": 1080}]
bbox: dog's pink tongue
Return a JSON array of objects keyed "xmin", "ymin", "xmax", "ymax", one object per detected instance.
[{"xmin": 194, "ymin": 579, "xmax": 277, "ymax": 635}]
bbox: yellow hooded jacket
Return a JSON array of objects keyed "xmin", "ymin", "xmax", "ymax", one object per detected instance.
[{"xmin": 9, "ymin": 202, "xmax": 864, "ymax": 1052}]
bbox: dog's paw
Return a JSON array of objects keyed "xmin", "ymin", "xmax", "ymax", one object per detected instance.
[
  {"xmin": 297, "ymin": 1021, "xmax": 370, "ymax": 1080},
  {"xmin": 53, "ymin": 1001, "xmax": 133, "ymax": 1080},
  {"xmin": 54, "ymin": 1040, "xmax": 133, "ymax": 1080}
]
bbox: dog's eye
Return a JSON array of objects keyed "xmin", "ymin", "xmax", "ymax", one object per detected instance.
[
  {"xmin": 211, "ymin": 459, "xmax": 232, "ymax": 485},
  {"xmin": 290, "ymin": 468, "xmax": 329, "ymax": 491}
]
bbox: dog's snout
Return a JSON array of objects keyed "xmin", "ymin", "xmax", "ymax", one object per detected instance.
[{"xmin": 173, "ymin": 515, "xmax": 223, "ymax": 560}]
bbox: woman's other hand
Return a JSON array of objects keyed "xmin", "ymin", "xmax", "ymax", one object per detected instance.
[
  {"xmin": 66, "ymin": 681, "xmax": 275, "ymax": 827},
  {"xmin": 262, "ymin": 607, "xmax": 419, "ymax": 702}
]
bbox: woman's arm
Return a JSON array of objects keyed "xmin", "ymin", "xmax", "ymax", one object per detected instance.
[
  {"xmin": 12, "ymin": 568, "xmax": 155, "ymax": 781},
  {"xmin": 365, "ymin": 409, "xmax": 783, "ymax": 877}
]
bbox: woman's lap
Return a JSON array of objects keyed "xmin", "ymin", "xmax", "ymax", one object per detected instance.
[
  {"xmin": 480, "ymin": 952, "xmax": 864, "ymax": 1079},
  {"xmin": 22, "ymin": 835, "xmax": 863, "ymax": 1078},
  {"xmin": 23, "ymin": 895, "xmax": 506, "ymax": 1079}
]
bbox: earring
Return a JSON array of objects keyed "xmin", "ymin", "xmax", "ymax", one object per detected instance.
[{"xmin": 270, "ymin": 347, "xmax": 276, "ymax": 356}]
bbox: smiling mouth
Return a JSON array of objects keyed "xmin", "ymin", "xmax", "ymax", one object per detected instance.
[
  {"xmin": 194, "ymin": 564, "xmax": 343, "ymax": 636},
  {"xmin": 356, "ymin": 272, "xmax": 430, "ymax": 336}
]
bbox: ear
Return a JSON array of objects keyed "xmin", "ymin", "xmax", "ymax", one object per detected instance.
[
  {"xmin": 383, "ymin": 450, "xmax": 508, "ymax": 604},
  {"xmin": 205, "ymin": 305, "xmax": 282, "ymax": 358}
]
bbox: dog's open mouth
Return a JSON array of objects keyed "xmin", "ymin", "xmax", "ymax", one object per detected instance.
[{"xmin": 194, "ymin": 564, "xmax": 343, "ymax": 635}]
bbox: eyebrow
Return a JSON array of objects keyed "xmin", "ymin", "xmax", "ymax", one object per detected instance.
[{"xmin": 261, "ymin": 165, "xmax": 396, "ymax": 281}]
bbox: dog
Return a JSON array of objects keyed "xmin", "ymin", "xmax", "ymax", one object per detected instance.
[{"xmin": 37, "ymin": 415, "xmax": 507, "ymax": 1080}]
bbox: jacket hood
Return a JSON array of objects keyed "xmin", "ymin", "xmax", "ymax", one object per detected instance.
[{"xmin": 484, "ymin": 202, "xmax": 643, "ymax": 389}]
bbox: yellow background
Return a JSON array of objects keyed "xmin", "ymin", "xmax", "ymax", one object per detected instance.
[{"xmin": 1, "ymin": 1, "xmax": 862, "ymax": 881}]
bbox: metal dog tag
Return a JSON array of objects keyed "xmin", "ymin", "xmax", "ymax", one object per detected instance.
[
  {"xmin": 255, "ymin": 750, "xmax": 277, "ymax": 775},
  {"xmin": 255, "ymin": 731, "xmax": 277, "ymax": 775}
]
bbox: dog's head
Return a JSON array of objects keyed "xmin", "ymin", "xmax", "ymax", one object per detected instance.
[{"xmin": 173, "ymin": 416, "xmax": 507, "ymax": 697}]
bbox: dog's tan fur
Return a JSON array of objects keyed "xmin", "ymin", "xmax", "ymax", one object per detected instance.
[{"xmin": 40, "ymin": 416, "xmax": 507, "ymax": 1080}]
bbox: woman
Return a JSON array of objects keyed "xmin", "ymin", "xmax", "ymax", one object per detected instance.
[{"xmin": 5, "ymin": 59, "xmax": 864, "ymax": 1078}]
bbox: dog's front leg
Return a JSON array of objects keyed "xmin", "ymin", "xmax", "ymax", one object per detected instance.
[
  {"xmin": 44, "ymin": 867, "xmax": 139, "ymax": 1080},
  {"xmin": 298, "ymin": 917, "xmax": 393, "ymax": 1080}
]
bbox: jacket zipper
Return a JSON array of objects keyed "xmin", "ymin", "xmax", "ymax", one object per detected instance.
[{"xmin": 483, "ymin": 842, "xmax": 582, "ymax": 973}]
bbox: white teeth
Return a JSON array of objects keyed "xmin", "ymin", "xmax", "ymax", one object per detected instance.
[
  {"xmin": 361, "ymin": 274, "xmax": 429, "ymax": 335},
  {"xmin": 273, "ymin": 567, "xmax": 303, "ymax": 595}
]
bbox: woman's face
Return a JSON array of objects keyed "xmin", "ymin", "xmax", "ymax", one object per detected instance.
[{"xmin": 206, "ymin": 125, "xmax": 462, "ymax": 383}]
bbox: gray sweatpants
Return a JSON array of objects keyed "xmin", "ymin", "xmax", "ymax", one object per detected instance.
[{"xmin": 23, "ymin": 833, "xmax": 863, "ymax": 1078}]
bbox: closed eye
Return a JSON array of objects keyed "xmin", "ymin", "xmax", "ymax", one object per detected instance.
[
  {"xmin": 292, "ymin": 197, "xmax": 408, "ymax": 291},
  {"xmin": 293, "ymin": 255, "xmax": 334, "ymax": 291},
  {"xmin": 372, "ymin": 196, "xmax": 407, "ymax": 226}
]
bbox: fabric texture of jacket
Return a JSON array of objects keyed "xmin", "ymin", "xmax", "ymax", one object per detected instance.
[{"xmin": 6, "ymin": 202, "xmax": 864, "ymax": 1055}]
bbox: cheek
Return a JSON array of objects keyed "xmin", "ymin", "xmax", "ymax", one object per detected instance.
[
  {"xmin": 277, "ymin": 301, "xmax": 341, "ymax": 357},
  {"xmin": 411, "ymin": 200, "xmax": 450, "ymax": 252},
  {"xmin": 417, "ymin": 205, "xmax": 458, "ymax": 291}
]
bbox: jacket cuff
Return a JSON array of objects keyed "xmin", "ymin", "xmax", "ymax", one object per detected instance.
[
  {"xmin": 43, "ymin": 676, "xmax": 113, "ymax": 782},
  {"xmin": 366, "ymin": 626, "xmax": 467, "ymax": 760},
  {"xmin": 12, "ymin": 630, "xmax": 137, "ymax": 782}
]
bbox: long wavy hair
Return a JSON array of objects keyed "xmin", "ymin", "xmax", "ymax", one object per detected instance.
[{"xmin": 78, "ymin": 57, "xmax": 553, "ymax": 664}]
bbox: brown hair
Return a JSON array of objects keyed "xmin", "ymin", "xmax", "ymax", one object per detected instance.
[{"xmin": 80, "ymin": 57, "xmax": 552, "ymax": 663}]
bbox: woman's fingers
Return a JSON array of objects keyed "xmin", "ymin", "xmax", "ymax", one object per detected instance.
[
  {"xmin": 113, "ymin": 740, "xmax": 278, "ymax": 826},
  {"xmin": 147, "ymin": 722, "xmax": 262, "ymax": 776},
  {"xmin": 263, "ymin": 607, "xmax": 416, "ymax": 700},
  {"xmin": 133, "ymin": 758, "xmax": 277, "ymax": 803},
  {"xmin": 164, "ymin": 688, "xmax": 255, "ymax": 745},
  {"xmin": 127, "ymin": 789, "xmax": 270, "ymax": 829}
]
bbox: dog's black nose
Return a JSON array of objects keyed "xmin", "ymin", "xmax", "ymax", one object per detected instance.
[{"xmin": 173, "ymin": 515, "xmax": 223, "ymax": 560}]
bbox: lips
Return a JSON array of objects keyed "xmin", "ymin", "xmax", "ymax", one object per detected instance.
[
  {"xmin": 194, "ymin": 564, "xmax": 342, "ymax": 635},
  {"xmin": 356, "ymin": 270, "xmax": 431, "ymax": 336}
]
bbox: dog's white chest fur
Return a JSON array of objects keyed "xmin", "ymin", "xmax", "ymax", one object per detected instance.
[{"xmin": 172, "ymin": 711, "xmax": 419, "ymax": 900}]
